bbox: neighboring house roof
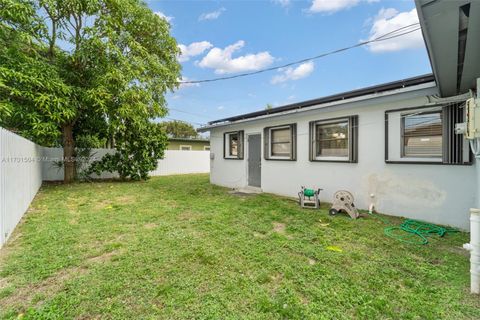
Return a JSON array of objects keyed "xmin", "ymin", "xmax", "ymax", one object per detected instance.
[
  {"xmin": 168, "ymin": 137, "xmax": 210, "ymax": 143},
  {"xmin": 199, "ymin": 74, "xmax": 435, "ymax": 130}
]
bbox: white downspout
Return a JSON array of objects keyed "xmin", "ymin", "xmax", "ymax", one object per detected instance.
[
  {"xmin": 464, "ymin": 209, "xmax": 480, "ymax": 294},
  {"xmin": 465, "ymin": 78, "xmax": 480, "ymax": 294}
]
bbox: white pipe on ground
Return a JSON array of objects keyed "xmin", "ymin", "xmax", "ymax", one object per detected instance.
[{"xmin": 464, "ymin": 208, "xmax": 480, "ymax": 294}]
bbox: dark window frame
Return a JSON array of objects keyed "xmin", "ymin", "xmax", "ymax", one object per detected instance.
[
  {"xmin": 263, "ymin": 124, "xmax": 297, "ymax": 161},
  {"xmin": 385, "ymin": 105, "xmax": 472, "ymax": 165},
  {"xmin": 223, "ymin": 130, "xmax": 244, "ymax": 160},
  {"xmin": 309, "ymin": 116, "xmax": 358, "ymax": 163}
]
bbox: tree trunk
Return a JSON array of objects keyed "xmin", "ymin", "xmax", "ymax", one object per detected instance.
[{"xmin": 62, "ymin": 124, "xmax": 76, "ymax": 183}]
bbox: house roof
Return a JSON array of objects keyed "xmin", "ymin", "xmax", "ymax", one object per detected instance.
[
  {"xmin": 205, "ymin": 73, "xmax": 435, "ymax": 127},
  {"xmin": 415, "ymin": 0, "xmax": 480, "ymax": 97}
]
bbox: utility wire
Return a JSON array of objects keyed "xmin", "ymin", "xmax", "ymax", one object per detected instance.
[
  {"xmin": 171, "ymin": 23, "xmax": 422, "ymax": 123},
  {"xmin": 178, "ymin": 23, "xmax": 421, "ymax": 85},
  {"xmin": 169, "ymin": 107, "xmax": 212, "ymax": 119}
]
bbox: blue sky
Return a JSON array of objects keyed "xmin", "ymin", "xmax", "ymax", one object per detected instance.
[{"xmin": 146, "ymin": 0, "xmax": 432, "ymax": 128}]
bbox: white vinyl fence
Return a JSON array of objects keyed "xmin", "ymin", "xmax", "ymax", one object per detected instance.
[
  {"xmin": 0, "ymin": 128, "xmax": 210, "ymax": 247},
  {"xmin": 42, "ymin": 149, "xmax": 210, "ymax": 181},
  {"xmin": 0, "ymin": 128, "xmax": 43, "ymax": 246}
]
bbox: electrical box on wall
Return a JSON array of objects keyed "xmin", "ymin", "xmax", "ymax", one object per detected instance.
[{"xmin": 466, "ymin": 97, "xmax": 480, "ymax": 139}]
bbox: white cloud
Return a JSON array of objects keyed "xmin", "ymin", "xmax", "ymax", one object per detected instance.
[
  {"xmin": 272, "ymin": 0, "xmax": 291, "ymax": 7},
  {"xmin": 178, "ymin": 41, "xmax": 213, "ymax": 62},
  {"xmin": 178, "ymin": 77, "xmax": 200, "ymax": 89},
  {"xmin": 199, "ymin": 8, "xmax": 226, "ymax": 21},
  {"xmin": 198, "ymin": 40, "xmax": 274, "ymax": 74},
  {"xmin": 271, "ymin": 61, "xmax": 315, "ymax": 84},
  {"xmin": 309, "ymin": 0, "xmax": 359, "ymax": 13},
  {"xmin": 154, "ymin": 11, "xmax": 174, "ymax": 23},
  {"xmin": 365, "ymin": 8, "xmax": 424, "ymax": 52},
  {"xmin": 217, "ymin": 106, "xmax": 224, "ymax": 110},
  {"xmin": 308, "ymin": 0, "xmax": 378, "ymax": 14}
]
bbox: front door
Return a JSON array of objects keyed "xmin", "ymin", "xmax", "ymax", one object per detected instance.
[{"xmin": 248, "ymin": 134, "xmax": 261, "ymax": 188}]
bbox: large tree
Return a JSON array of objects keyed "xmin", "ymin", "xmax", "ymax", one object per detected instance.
[
  {"xmin": 0, "ymin": 0, "xmax": 181, "ymax": 182},
  {"xmin": 159, "ymin": 120, "xmax": 199, "ymax": 138}
]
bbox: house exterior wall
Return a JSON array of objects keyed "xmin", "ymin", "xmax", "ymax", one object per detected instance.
[
  {"xmin": 209, "ymin": 85, "xmax": 477, "ymax": 229},
  {"xmin": 167, "ymin": 140, "xmax": 210, "ymax": 151}
]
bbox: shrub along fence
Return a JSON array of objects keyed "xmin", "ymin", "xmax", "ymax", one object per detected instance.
[{"xmin": 0, "ymin": 128, "xmax": 210, "ymax": 247}]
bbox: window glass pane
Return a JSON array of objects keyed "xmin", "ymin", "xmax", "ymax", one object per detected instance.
[
  {"xmin": 272, "ymin": 142, "xmax": 291, "ymax": 156},
  {"xmin": 229, "ymin": 133, "xmax": 238, "ymax": 156},
  {"xmin": 316, "ymin": 121, "xmax": 349, "ymax": 157},
  {"xmin": 272, "ymin": 128, "xmax": 291, "ymax": 143},
  {"xmin": 403, "ymin": 112, "xmax": 442, "ymax": 157},
  {"xmin": 271, "ymin": 127, "xmax": 291, "ymax": 157}
]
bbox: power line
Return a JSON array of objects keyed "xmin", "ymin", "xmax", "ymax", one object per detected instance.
[
  {"xmin": 178, "ymin": 23, "xmax": 421, "ymax": 85},
  {"xmin": 169, "ymin": 107, "xmax": 212, "ymax": 119}
]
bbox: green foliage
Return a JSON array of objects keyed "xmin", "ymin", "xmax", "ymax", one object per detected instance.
[
  {"xmin": 0, "ymin": 0, "xmax": 181, "ymax": 179},
  {"xmin": 0, "ymin": 0, "xmax": 72, "ymax": 145},
  {"xmin": 88, "ymin": 121, "xmax": 168, "ymax": 180},
  {"xmin": 159, "ymin": 120, "xmax": 199, "ymax": 138}
]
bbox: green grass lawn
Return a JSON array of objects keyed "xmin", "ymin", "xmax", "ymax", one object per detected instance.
[{"xmin": 0, "ymin": 174, "xmax": 478, "ymax": 319}]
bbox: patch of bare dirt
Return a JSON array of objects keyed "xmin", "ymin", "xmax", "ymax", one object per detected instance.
[
  {"xmin": 0, "ymin": 250, "xmax": 121, "ymax": 310},
  {"xmin": 272, "ymin": 222, "xmax": 293, "ymax": 239},
  {"xmin": 178, "ymin": 210, "xmax": 196, "ymax": 221},
  {"xmin": 0, "ymin": 265, "xmax": 88, "ymax": 310},
  {"xmin": 86, "ymin": 250, "xmax": 121, "ymax": 264},
  {"xmin": 115, "ymin": 195, "xmax": 135, "ymax": 204},
  {"xmin": 143, "ymin": 223, "xmax": 158, "ymax": 229},
  {"xmin": 94, "ymin": 199, "xmax": 112, "ymax": 210},
  {"xmin": 272, "ymin": 222, "xmax": 286, "ymax": 234}
]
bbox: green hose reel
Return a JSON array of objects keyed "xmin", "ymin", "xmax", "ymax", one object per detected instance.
[
  {"xmin": 298, "ymin": 186, "xmax": 323, "ymax": 209},
  {"xmin": 303, "ymin": 188, "xmax": 316, "ymax": 197}
]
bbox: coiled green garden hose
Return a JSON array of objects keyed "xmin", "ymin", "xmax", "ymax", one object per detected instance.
[{"xmin": 384, "ymin": 219, "xmax": 458, "ymax": 245}]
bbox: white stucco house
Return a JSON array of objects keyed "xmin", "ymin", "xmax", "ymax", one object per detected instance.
[{"xmin": 198, "ymin": 0, "xmax": 480, "ymax": 229}]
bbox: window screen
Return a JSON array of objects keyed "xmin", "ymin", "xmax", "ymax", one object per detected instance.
[{"xmin": 271, "ymin": 127, "xmax": 292, "ymax": 157}]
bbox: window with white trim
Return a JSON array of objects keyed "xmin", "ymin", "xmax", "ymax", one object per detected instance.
[
  {"xmin": 309, "ymin": 116, "xmax": 358, "ymax": 162},
  {"xmin": 264, "ymin": 124, "xmax": 296, "ymax": 160},
  {"xmin": 204, "ymin": 146, "xmax": 210, "ymax": 151},
  {"xmin": 180, "ymin": 145, "xmax": 192, "ymax": 151},
  {"xmin": 223, "ymin": 131, "xmax": 244, "ymax": 159}
]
